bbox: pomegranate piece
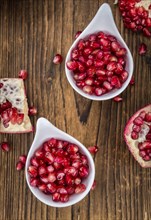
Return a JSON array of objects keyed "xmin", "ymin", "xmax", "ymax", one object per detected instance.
[
  {"xmin": 130, "ymin": 76, "xmax": 135, "ymax": 85},
  {"xmin": 66, "ymin": 31, "xmax": 128, "ymax": 96},
  {"xmin": 28, "ymin": 138, "xmax": 90, "ymax": 202},
  {"xmin": 0, "ymin": 141, "xmax": 10, "ymax": 152},
  {"xmin": 113, "ymin": 96, "xmax": 123, "ymax": 102},
  {"xmin": 18, "ymin": 70, "xmax": 28, "ymax": 80},
  {"xmin": 53, "ymin": 54, "xmax": 63, "ymax": 64},
  {"xmin": 0, "ymin": 78, "xmax": 32, "ymax": 133},
  {"xmin": 118, "ymin": 0, "xmax": 151, "ymax": 37},
  {"xmin": 91, "ymin": 180, "xmax": 96, "ymax": 190},
  {"xmin": 88, "ymin": 146, "xmax": 99, "ymax": 154},
  {"xmin": 75, "ymin": 31, "xmax": 82, "ymax": 39},
  {"xmin": 138, "ymin": 43, "xmax": 147, "ymax": 55},
  {"xmin": 124, "ymin": 105, "xmax": 151, "ymax": 167},
  {"xmin": 19, "ymin": 155, "xmax": 27, "ymax": 164}
]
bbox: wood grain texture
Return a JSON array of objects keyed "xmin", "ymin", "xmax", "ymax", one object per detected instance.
[{"xmin": 0, "ymin": 0, "xmax": 151, "ymax": 219}]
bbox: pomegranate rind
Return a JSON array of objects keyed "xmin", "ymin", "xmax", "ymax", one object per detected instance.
[
  {"xmin": 124, "ymin": 105, "xmax": 151, "ymax": 168},
  {"xmin": 0, "ymin": 78, "xmax": 33, "ymax": 133}
]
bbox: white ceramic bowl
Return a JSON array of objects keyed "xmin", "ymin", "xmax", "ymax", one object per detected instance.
[
  {"xmin": 25, "ymin": 117, "xmax": 95, "ymax": 207},
  {"xmin": 65, "ymin": 3, "xmax": 134, "ymax": 101}
]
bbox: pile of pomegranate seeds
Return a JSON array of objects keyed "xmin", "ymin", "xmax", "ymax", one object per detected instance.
[
  {"xmin": 124, "ymin": 105, "xmax": 151, "ymax": 167},
  {"xmin": 66, "ymin": 31, "xmax": 128, "ymax": 96},
  {"xmin": 0, "ymin": 141, "xmax": 10, "ymax": 152},
  {"xmin": 118, "ymin": 0, "xmax": 151, "ymax": 37},
  {"xmin": 28, "ymin": 138, "xmax": 89, "ymax": 203}
]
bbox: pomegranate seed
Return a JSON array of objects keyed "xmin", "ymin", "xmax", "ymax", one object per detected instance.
[
  {"xmin": 72, "ymin": 159, "xmax": 82, "ymax": 168},
  {"xmin": 30, "ymin": 178, "xmax": 39, "ymax": 187},
  {"xmin": 133, "ymin": 116, "xmax": 143, "ymax": 126},
  {"xmin": 103, "ymin": 81, "xmax": 113, "ymax": 91},
  {"xmin": 47, "ymin": 172, "xmax": 56, "ymax": 182},
  {"xmin": 35, "ymin": 149, "xmax": 44, "ymax": 158},
  {"xmin": 82, "ymin": 85, "xmax": 94, "ymax": 94},
  {"xmin": 16, "ymin": 161, "xmax": 25, "ymax": 171},
  {"xmin": 113, "ymin": 96, "xmax": 123, "ymax": 102},
  {"xmin": 60, "ymin": 194, "xmax": 69, "ymax": 203},
  {"xmin": 145, "ymin": 113, "xmax": 151, "ymax": 122},
  {"xmin": 57, "ymin": 187, "xmax": 68, "ymax": 194},
  {"xmin": 95, "ymin": 87, "xmax": 103, "ymax": 96},
  {"xmin": 47, "ymin": 138, "xmax": 57, "ymax": 147},
  {"xmin": 75, "ymin": 184, "xmax": 86, "ymax": 193},
  {"xmin": 66, "ymin": 166, "xmax": 78, "ymax": 177},
  {"xmin": 130, "ymin": 76, "xmax": 135, "ymax": 85},
  {"xmin": 52, "ymin": 192, "xmax": 60, "ymax": 201},
  {"xmin": 38, "ymin": 165, "xmax": 48, "ymax": 176},
  {"xmin": 67, "ymin": 144, "xmax": 79, "ymax": 154},
  {"xmin": 0, "ymin": 142, "xmax": 10, "ymax": 152},
  {"xmin": 143, "ymin": 28, "xmax": 151, "ymax": 37},
  {"xmin": 79, "ymin": 166, "xmax": 89, "ymax": 178},
  {"xmin": 91, "ymin": 180, "xmax": 96, "ymax": 190},
  {"xmin": 53, "ymin": 162, "xmax": 62, "ymax": 170},
  {"xmin": 47, "ymin": 165, "xmax": 55, "ymax": 173},
  {"xmin": 53, "ymin": 54, "xmax": 63, "ymax": 64},
  {"xmin": 88, "ymin": 146, "xmax": 99, "ymax": 154},
  {"xmin": 0, "ymin": 83, "xmax": 3, "ymax": 88},
  {"xmin": 45, "ymin": 152, "xmax": 55, "ymax": 164},
  {"xmin": 65, "ymin": 174, "xmax": 75, "ymax": 185},
  {"xmin": 56, "ymin": 171, "xmax": 65, "ymax": 180},
  {"xmin": 120, "ymin": 70, "xmax": 128, "ymax": 82},
  {"xmin": 75, "ymin": 177, "xmax": 82, "ymax": 185},
  {"xmin": 28, "ymin": 106, "xmax": 37, "ymax": 115},
  {"xmin": 40, "ymin": 175, "xmax": 49, "ymax": 184},
  {"xmin": 111, "ymin": 41, "xmax": 120, "ymax": 52},
  {"xmin": 28, "ymin": 166, "xmax": 38, "ymax": 177},
  {"xmin": 47, "ymin": 183, "xmax": 57, "ymax": 193},
  {"xmin": 30, "ymin": 157, "xmax": 40, "ymax": 167},
  {"xmin": 66, "ymin": 186, "xmax": 75, "ymax": 195},
  {"xmin": 131, "ymin": 131, "xmax": 139, "ymax": 140},
  {"xmin": 74, "ymin": 31, "xmax": 82, "ymax": 39},
  {"xmin": 38, "ymin": 183, "xmax": 47, "ymax": 192},
  {"xmin": 66, "ymin": 61, "xmax": 78, "ymax": 70},
  {"xmin": 18, "ymin": 70, "xmax": 28, "ymax": 80},
  {"xmin": 138, "ymin": 43, "xmax": 147, "ymax": 55},
  {"xmin": 19, "ymin": 155, "xmax": 27, "ymax": 164}
]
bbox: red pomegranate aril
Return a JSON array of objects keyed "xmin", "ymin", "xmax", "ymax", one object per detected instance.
[
  {"xmin": 82, "ymin": 85, "xmax": 94, "ymax": 94},
  {"xmin": 139, "ymin": 43, "xmax": 147, "ymax": 55},
  {"xmin": 0, "ymin": 142, "xmax": 10, "ymax": 152},
  {"xmin": 116, "ymin": 48, "xmax": 127, "ymax": 57},
  {"xmin": 19, "ymin": 155, "xmax": 27, "ymax": 164},
  {"xmin": 28, "ymin": 106, "xmax": 37, "ymax": 116},
  {"xmin": 38, "ymin": 165, "xmax": 48, "ymax": 176},
  {"xmin": 47, "ymin": 138, "xmax": 57, "ymax": 147},
  {"xmin": 107, "ymin": 62, "xmax": 117, "ymax": 71},
  {"xmin": 113, "ymin": 96, "xmax": 123, "ymax": 102},
  {"xmin": 132, "ymin": 124, "xmax": 141, "ymax": 133},
  {"xmin": 57, "ymin": 187, "xmax": 68, "ymax": 195},
  {"xmin": 130, "ymin": 76, "xmax": 135, "ymax": 85},
  {"xmin": 103, "ymin": 81, "xmax": 113, "ymax": 91},
  {"xmin": 67, "ymin": 166, "xmax": 78, "ymax": 177},
  {"xmin": 47, "ymin": 165, "xmax": 55, "ymax": 173},
  {"xmin": 143, "ymin": 155, "xmax": 151, "ymax": 161},
  {"xmin": 18, "ymin": 70, "xmax": 28, "ymax": 80},
  {"xmin": 146, "ymin": 133, "xmax": 151, "ymax": 140},
  {"xmin": 133, "ymin": 116, "xmax": 143, "ymax": 126},
  {"xmin": 75, "ymin": 31, "xmax": 82, "ymax": 39},
  {"xmin": 60, "ymin": 194, "xmax": 69, "ymax": 203},
  {"xmin": 47, "ymin": 183, "xmax": 57, "ymax": 193},
  {"xmin": 28, "ymin": 166, "xmax": 38, "ymax": 177},
  {"xmin": 52, "ymin": 192, "xmax": 60, "ymax": 201},
  {"xmin": 48, "ymin": 172, "xmax": 56, "ymax": 183},
  {"xmin": 0, "ymin": 82, "xmax": 3, "ymax": 88},
  {"xmin": 75, "ymin": 184, "xmax": 86, "ymax": 194},
  {"xmin": 66, "ymin": 61, "xmax": 78, "ymax": 70},
  {"xmin": 30, "ymin": 178, "xmax": 39, "ymax": 187},
  {"xmin": 75, "ymin": 177, "xmax": 82, "ymax": 185},
  {"xmin": 79, "ymin": 166, "xmax": 89, "ymax": 178},
  {"xmin": 38, "ymin": 183, "xmax": 47, "ymax": 192},
  {"xmin": 72, "ymin": 159, "xmax": 82, "ymax": 168},
  {"xmin": 53, "ymin": 162, "xmax": 62, "ymax": 170},
  {"xmin": 138, "ymin": 141, "xmax": 151, "ymax": 150},
  {"xmin": 16, "ymin": 161, "xmax": 25, "ymax": 171},
  {"xmin": 111, "ymin": 41, "xmax": 120, "ymax": 52},
  {"xmin": 53, "ymin": 54, "xmax": 63, "ymax": 64},
  {"xmin": 56, "ymin": 171, "xmax": 65, "ymax": 180},
  {"xmin": 95, "ymin": 87, "xmax": 103, "ymax": 96},
  {"xmin": 30, "ymin": 157, "xmax": 40, "ymax": 167},
  {"xmin": 145, "ymin": 113, "xmax": 151, "ymax": 122},
  {"xmin": 66, "ymin": 186, "xmax": 75, "ymax": 195},
  {"xmin": 91, "ymin": 180, "xmax": 96, "ymax": 190},
  {"xmin": 67, "ymin": 144, "xmax": 79, "ymax": 154},
  {"xmin": 65, "ymin": 174, "xmax": 75, "ymax": 185},
  {"xmin": 131, "ymin": 131, "xmax": 139, "ymax": 140},
  {"xmin": 88, "ymin": 146, "xmax": 99, "ymax": 154},
  {"xmin": 35, "ymin": 150, "xmax": 44, "ymax": 158},
  {"xmin": 143, "ymin": 28, "xmax": 151, "ymax": 37},
  {"xmin": 120, "ymin": 70, "xmax": 128, "ymax": 82},
  {"xmin": 40, "ymin": 175, "xmax": 49, "ymax": 184}
]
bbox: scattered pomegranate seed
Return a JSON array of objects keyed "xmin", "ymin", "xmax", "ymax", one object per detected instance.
[
  {"xmin": 53, "ymin": 54, "xmax": 63, "ymax": 64},
  {"xmin": 0, "ymin": 83, "xmax": 3, "ymax": 88},
  {"xmin": 113, "ymin": 96, "xmax": 123, "ymax": 102},
  {"xmin": 88, "ymin": 146, "xmax": 99, "ymax": 154},
  {"xmin": 16, "ymin": 161, "xmax": 25, "ymax": 171},
  {"xmin": 0, "ymin": 142, "xmax": 10, "ymax": 152},
  {"xmin": 91, "ymin": 180, "xmax": 96, "ymax": 190},
  {"xmin": 18, "ymin": 70, "xmax": 28, "ymax": 80},
  {"xmin": 130, "ymin": 76, "xmax": 135, "ymax": 85},
  {"xmin": 28, "ymin": 106, "xmax": 37, "ymax": 115},
  {"xmin": 28, "ymin": 138, "xmax": 90, "ymax": 203},
  {"xmin": 75, "ymin": 31, "xmax": 82, "ymax": 39},
  {"xmin": 138, "ymin": 43, "xmax": 147, "ymax": 55},
  {"xmin": 19, "ymin": 155, "xmax": 27, "ymax": 164}
]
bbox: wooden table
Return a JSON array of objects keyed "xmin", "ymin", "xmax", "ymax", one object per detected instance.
[{"xmin": 0, "ymin": 0, "xmax": 151, "ymax": 219}]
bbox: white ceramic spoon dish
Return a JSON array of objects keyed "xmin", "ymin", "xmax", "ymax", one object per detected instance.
[
  {"xmin": 25, "ymin": 117, "xmax": 95, "ymax": 207},
  {"xmin": 65, "ymin": 3, "xmax": 134, "ymax": 101}
]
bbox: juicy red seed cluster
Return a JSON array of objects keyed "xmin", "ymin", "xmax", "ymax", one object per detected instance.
[
  {"xmin": 119, "ymin": 0, "xmax": 151, "ymax": 37},
  {"xmin": 0, "ymin": 100, "xmax": 24, "ymax": 128},
  {"xmin": 131, "ymin": 111, "xmax": 151, "ymax": 161},
  {"xmin": 28, "ymin": 138, "xmax": 88, "ymax": 203},
  {"xmin": 66, "ymin": 31, "xmax": 128, "ymax": 96}
]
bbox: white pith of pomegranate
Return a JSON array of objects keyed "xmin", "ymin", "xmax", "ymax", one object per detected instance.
[
  {"xmin": 118, "ymin": 0, "xmax": 151, "ymax": 37},
  {"xmin": 124, "ymin": 105, "xmax": 151, "ymax": 167},
  {"xmin": 66, "ymin": 31, "xmax": 128, "ymax": 96},
  {"xmin": 0, "ymin": 78, "xmax": 33, "ymax": 133},
  {"xmin": 28, "ymin": 138, "xmax": 89, "ymax": 203}
]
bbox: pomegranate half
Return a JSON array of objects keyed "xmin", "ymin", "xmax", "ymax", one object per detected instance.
[{"xmin": 124, "ymin": 105, "xmax": 151, "ymax": 167}]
